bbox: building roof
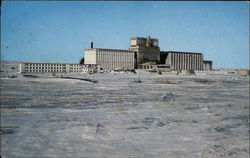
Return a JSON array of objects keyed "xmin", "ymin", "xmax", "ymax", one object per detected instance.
[
  {"xmin": 20, "ymin": 61, "xmax": 81, "ymax": 65},
  {"xmin": 203, "ymin": 60, "xmax": 213, "ymax": 63},
  {"xmin": 85, "ymin": 48, "xmax": 133, "ymax": 52},
  {"xmin": 160, "ymin": 51, "xmax": 203, "ymax": 55},
  {"xmin": 131, "ymin": 37, "xmax": 158, "ymax": 40}
]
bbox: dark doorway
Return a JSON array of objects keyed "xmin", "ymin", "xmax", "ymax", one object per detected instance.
[
  {"xmin": 160, "ymin": 53, "xmax": 168, "ymax": 64},
  {"xmin": 134, "ymin": 51, "xmax": 138, "ymax": 69}
]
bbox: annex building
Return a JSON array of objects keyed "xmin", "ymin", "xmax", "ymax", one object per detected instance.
[
  {"xmin": 84, "ymin": 37, "xmax": 212, "ymax": 71},
  {"xmin": 160, "ymin": 51, "xmax": 204, "ymax": 71},
  {"xmin": 84, "ymin": 48, "xmax": 134, "ymax": 70},
  {"xmin": 19, "ymin": 62, "xmax": 99, "ymax": 74}
]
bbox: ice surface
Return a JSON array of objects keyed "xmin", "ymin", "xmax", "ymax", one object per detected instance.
[{"xmin": 0, "ymin": 71, "xmax": 249, "ymax": 157}]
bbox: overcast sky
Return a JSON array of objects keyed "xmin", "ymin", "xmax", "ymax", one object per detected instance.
[{"xmin": 1, "ymin": 1, "xmax": 249, "ymax": 68}]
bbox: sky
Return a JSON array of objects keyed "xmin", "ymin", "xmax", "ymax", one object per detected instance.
[{"xmin": 1, "ymin": 1, "xmax": 249, "ymax": 68}]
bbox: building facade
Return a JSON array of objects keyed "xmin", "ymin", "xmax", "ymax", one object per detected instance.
[
  {"xmin": 203, "ymin": 60, "xmax": 213, "ymax": 70},
  {"xmin": 84, "ymin": 36, "xmax": 212, "ymax": 71},
  {"xmin": 84, "ymin": 48, "xmax": 134, "ymax": 70},
  {"xmin": 160, "ymin": 51, "xmax": 204, "ymax": 70},
  {"xmin": 0, "ymin": 61, "xmax": 20, "ymax": 74},
  {"xmin": 19, "ymin": 62, "xmax": 98, "ymax": 73},
  {"xmin": 129, "ymin": 37, "xmax": 160, "ymax": 68}
]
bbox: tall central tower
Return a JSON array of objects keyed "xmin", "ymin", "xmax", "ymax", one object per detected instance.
[{"xmin": 129, "ymin": 36, "xmax": 160, "ymax": 68}]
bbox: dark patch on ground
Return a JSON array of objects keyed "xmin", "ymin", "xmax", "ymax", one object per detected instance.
[
  {"xmin": 223, "ymin": 115, "xmax": 249, "ymax": 124},
  {"xmin": 156, "ymin": 121, "xmax": 167, "ymax": 127},
  {"xmin": 22, "ymin": 74, "xmax": 40, "ymax": 78},
  {"xmin": 141, "ymin": 117, "xmax": 159, "ymax": 125},
  {"xmin": 231, "ymin": 115, "xmax": 249, "ymax": 121},
  {"xmin": 194, "ymin": 79, "xmax": 215, "ymax": 84},
  {"xmin": 214, "ymin": 123, "xmax": 242, "ymax": 135},
  {"xmin": 192, "ymin": 97, "xmax": 220, "ymax": 103},
  {"xmin": 127, "ymin": 126, "xmax": 148, "ymax": 130},
  {"xmin": 183, "ymin": 104, "xmax": 201, "ymax": 110},
  {"xmin": 0, "ymin": 126, "xmax": 18, "ymax": 134},
  {"xmin": 60, "ymin": 76, "xmax": 98, "ymax": 83},
  {"xmin": 154, "ymin": 80, "xmax": 183, "ymax": 84},
  {"xmin": 221, "ymin": 80, "xmax": 238, "ymax": 84}
]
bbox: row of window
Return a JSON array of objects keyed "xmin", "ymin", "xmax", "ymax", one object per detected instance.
[
  {"xmin": 24, "ymin": 70, "xmax": 65, "ymax": 73},
  {"xmin": 24, "ymin": 64, "xmax": 66, "ymax": 66},
  {"xmin": 24, "ymin": 67, "xmax": 65, "ymax": 69},
  {"xmin": 23, "ymin": 64, "xmax": 94, "ymax": 68},
  {"xmin": 22, "ymin": 63, "xmax": 98, "ymax": 72},
  {"xmin": 24, "ymin": 64, "xmax": 82, "ymax": 69},
  {"xmin": 24, "ymin": 69, "xmax": 83, "ymax": 73}
]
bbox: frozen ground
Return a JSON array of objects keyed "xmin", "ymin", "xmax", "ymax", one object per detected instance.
[{"xmin": 0, "ymin": 70, "xmax": 249, "ymax": 158}]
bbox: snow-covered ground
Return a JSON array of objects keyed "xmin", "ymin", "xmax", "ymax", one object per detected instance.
[{"xmin": 1, "ymin": 70, "xmax": 249, "ymax": 158}]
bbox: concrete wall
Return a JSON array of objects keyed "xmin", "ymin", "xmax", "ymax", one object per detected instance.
[
  {"xmin": 129, "ymin": 37, "xmax": 160, "ymax": 67},
  {"xmin": 85, "ymin": 49, "xmax": 97, "ymax": 64},
  {"xmin": 0, "ymin": 61, "xmax": 21, "ymax": 78},
  {"xmin": 161, "ymin": 51, "xmax": 204, "ymax": 70},
  {"xmin": 20, "ymin": 63, "xmax": 68, "ymax": 73},
  {"xmin": 19, "ymin": 62, "xmax": 98, "ymax": 73},
  {"xmin": 85, "ymin": 48, "xmax": 134, "ymax": 70},
  {"xmin": 237, "ymin": 69, "xmax": 250, "ymax": 76}
]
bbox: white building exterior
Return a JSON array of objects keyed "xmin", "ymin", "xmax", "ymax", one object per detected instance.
[
  {"xmin": 19, "ymin": 62, "xmax": 99, "ymax": 73},
  {"xmin": 160, "ymin": 51, "xmax": 204, "ymax": 71},
  {"xmin": 84, "ymin": 48, "xmax": 134, "ymax": 70}
]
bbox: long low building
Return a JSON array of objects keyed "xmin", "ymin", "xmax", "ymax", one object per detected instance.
[
  {"xmin": 160, "ymin": 51, "xmax": 204, "ymax": 71},
  {"xmin": 19, "ymin": 62, "xmax": 99, "ymax": 73},
  {"xmin": 84, "ymin": 48, "xmax": 134, "ymax": 70},
  {"xmin": 84, "ymin": 37, "xmax": 212, "ymax": 71}
]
